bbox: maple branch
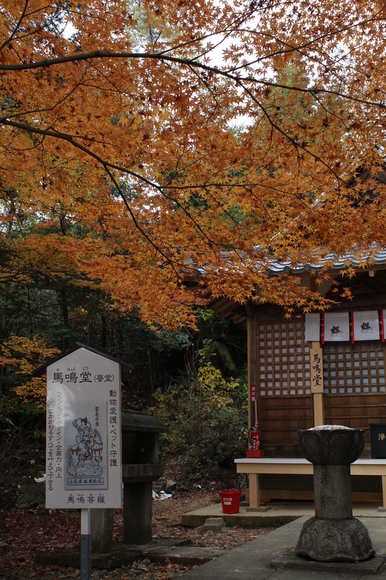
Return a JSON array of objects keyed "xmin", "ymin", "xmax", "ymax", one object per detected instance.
[
  {"xmin": 86, "ymin": 60, "xmax": 126, "ymax": 100},
  {"xmin": 0, "ymin": 118, "xmax": 144, "ymax": 182},
  {"xmin": 241, "ymin": 76, "xmax": 385, "ymax": 109},
  {"xmin": 154, "ymin": 153, "xmax": 244, "ymax": 250},
  {"xmin": 186, "ymin": 63, "xmax": 219, "ymax": 105},
  {"xmin": 5, "ymin": 70, "xmax": 89, "ymax": 120},
  {"xmin": 4, "ymin": 2, "xmax": 67, "ymax": 45},
  {"xmin": 155, "ymin": 187, "xmax": 216, "ymax": 247},
  {"xmin": 309, "ymin": 91, "xmax": 359, "ymax": 155},
  {"xmin": 101, "ymin": 166, "xmax": 182, "ymax": 275},
  {"xmin": 0, "ymin": 0, "xmax": 29, "ymax": 52},
  {"xmin": 0, "ymin": 116, "xmax": 233, "ymax": 265},
  {"xmin": 233, "ymin": 78, "xmax": 349, "ymax": 189},
  {"xmin": 1, "ymin": 51, "xmax": 385, "ymax": 109},
  {"xmin": 180, "ymin": 2, "xmax": 259, "ymax": 64},
  {"xmin": 2, "ymin": 114, "xmax": 122, "ymax": 183},
  {"xmin": 0, "ymin": 111, "xmax": 359, "ymax": 210},
  {"xmin": 227, "ymin": 5, "xmax": 386, "ymax": 75},
  {"xmin": 10, "ymin": 133, "xmax": 44, "ymax": 152},
  {"xmin": 0, "ymin": 117, "xmax": 183, "ymax": 266},
  {"xmin": 201, "ymin": 184, "xmax": 251, "ymax": 238},
  {"xmin": 161, "ymin": 181, "xmax": 315, "ymax": 198},
  {"xmin": 162, "ymin": 154, "xmax": 274, "ymax": 242}
]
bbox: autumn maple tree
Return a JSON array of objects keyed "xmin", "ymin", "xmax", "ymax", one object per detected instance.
[
  {"xmin": 0, "ymin": 335, "xmax": 59, "ymax": 406},
  {"xmin": 1, "ymin": 0, "xmax": 386, "ymax": 327}
]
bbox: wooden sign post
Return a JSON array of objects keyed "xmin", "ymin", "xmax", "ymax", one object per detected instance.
[
  {"xmin": 80, "ymin": 509, "xmax": 91, "ymax": 580},
  {"xmin": 46, "ymin": 345, "xmax": 123, "ymax": 579}
]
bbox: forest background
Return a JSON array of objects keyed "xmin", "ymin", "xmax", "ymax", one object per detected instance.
[
  {"xmin": 0, "ymin": 291, "xmax": 248, "ymax": 508},
  {"xmin": 2, "ymin": 0, "xmax": 386, "ymax": 506}
]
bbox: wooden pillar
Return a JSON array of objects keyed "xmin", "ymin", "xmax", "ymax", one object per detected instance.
[
  {"xmin": 246, "ymin": 310, "xmax": 260, "ymax": 507},
  {"xmin": 247, "ymin": 311, "xmax": 258, "ymax": 429},
  {"xmin": 310, "ymin": 341, "xmax": 324, "ymax": 426},
  {"xmin": 382, "ymin": 476, "xmax": 386, "ymax": 509},
  {"xmin": 248, "ymin": 473, "xmax": 260, "ymax": 509}
]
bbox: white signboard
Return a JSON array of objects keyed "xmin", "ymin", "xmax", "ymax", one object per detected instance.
[{"xmin": 46, "ymin": 347, "xmax": 122, "ymax": 509}]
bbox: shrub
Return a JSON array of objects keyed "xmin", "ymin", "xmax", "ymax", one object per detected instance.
[{"xmin": 152, "ymin": 362, "xmax": 248, "ymax": 480}]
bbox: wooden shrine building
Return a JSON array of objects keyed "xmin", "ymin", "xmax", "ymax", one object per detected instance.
[{"xmin": 210, "ymin": 250, "xmax": 386, "ymax": 503}]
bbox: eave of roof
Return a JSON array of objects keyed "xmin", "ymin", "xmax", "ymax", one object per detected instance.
[{"xmin": 267, "ymin": 247, "xmax": 386, "ymax": 275}]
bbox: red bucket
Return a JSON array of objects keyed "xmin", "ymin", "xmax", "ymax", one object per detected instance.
[{"xmin": 219, "ymin": 490, "xmax": 242, "ymax": 514}]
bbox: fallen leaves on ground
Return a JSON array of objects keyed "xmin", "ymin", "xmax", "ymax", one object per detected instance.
[{"xmin": 0, "ymin": 490, "xmax": 274, "ymax": 579}]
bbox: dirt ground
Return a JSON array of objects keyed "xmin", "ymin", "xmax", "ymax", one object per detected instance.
[{"xmin": 0, "ymin": 488, "xmax": 274, "ymax": 580}]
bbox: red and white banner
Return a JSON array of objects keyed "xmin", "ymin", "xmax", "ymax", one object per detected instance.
[
  {"xmin": 352, "ymin": 311, "xmax": 380, "ymax": 342},
  {"xmin": 322, "ymin": 312, "xmax": 350, "ymax": 343},
  {"xmin": 308, "ymin": 311, "xmax": 382, "ymax": 344}
]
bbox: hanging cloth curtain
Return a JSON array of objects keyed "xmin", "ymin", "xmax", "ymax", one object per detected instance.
[
  {"xmin": 305, "ymin": 313, "xmax": 320, "ymax": 342},
  {"xmin": 352, "ymin": 311, "xmax": 380, "ymax": 342},
  {"xmin": 322, "ymin": 312, "xmax": 350, "ymax": 343}
]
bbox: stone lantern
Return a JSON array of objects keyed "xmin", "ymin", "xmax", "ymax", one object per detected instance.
[{"xmin": 295, "ymin": 425, "xmax": 375, "ymax": 562}]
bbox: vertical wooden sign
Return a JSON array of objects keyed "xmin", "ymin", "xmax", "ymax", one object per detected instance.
[{"xmin": 310, "ymin": 342, "xmax": 324, "ymax": 426}]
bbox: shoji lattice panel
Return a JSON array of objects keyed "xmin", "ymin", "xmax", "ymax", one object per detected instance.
[
  {"xmin": 322, "ymin": 341, "xmax": 386, "ymax": 394},
  {"xmin": 259, "ymin": 320, "xmax": 311, "ymax": 397}
]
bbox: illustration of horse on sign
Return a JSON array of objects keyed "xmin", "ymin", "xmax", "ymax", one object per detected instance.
[{"xmin": 66, "ymin": 417, "xmax": 103, "ymax": 476}]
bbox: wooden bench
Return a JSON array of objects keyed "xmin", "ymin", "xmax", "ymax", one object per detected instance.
[{"xmin": 235, "ymin": 458, "xmax": 386, "ymax": 509}]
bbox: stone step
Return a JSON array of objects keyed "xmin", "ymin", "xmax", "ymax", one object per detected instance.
[{"xmin": 34, "ymin": 538, "xmax": 225, "ymax": 570}]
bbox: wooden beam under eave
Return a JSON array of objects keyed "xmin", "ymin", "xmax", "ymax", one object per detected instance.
[
  {"xmin": 209, "ymin": 296, "xmax": 248, "ymax": 324},
  {"xmin": 231, "ymin": 313, "xmax": 248, "ymax": 325},
  {"xmin": 210, "ymin": 297, "xmax": 235, "ymax": 316}
]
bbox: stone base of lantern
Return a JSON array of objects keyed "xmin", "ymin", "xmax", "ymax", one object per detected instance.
[{"xmin": 295, "ymin": 517, "xmax": 375, "ymax": 562}]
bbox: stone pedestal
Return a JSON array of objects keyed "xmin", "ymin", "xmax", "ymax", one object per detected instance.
[
  {"xmin": 314, "ymin": 464, "xmax": 352, "ymax": 519},
  {"xmin": 296, "ymin": 517, "xmax": 375, "ymax": 562},
  {"xmin": 295, "ymin": 426, "xmax": 375, "ymax": 563}
]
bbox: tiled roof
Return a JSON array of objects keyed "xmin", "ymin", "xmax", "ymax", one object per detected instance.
[{"xmin": 267, "ymin": 247, "xmax": 386, "ymax": 275}]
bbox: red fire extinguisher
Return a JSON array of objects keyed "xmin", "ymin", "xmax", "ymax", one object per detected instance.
[
  {"xmin": 247, "ymin": 422, "xmax": 264, "ymax": 457},
  {"xmin": 249, "ymin": 423, "xmax": 261, "ymax": 450}
]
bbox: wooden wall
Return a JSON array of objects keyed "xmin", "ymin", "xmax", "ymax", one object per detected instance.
[
  {"xmin": 324, "ymin": 393, "xmax": 386, "ymax": 457},
  {"xmin": 258, "ymin": 393, "xmax": 386, "ymax": 457},
  {"xmin": 258, "ymin": 392, "xmax": 386, "ymax": 501},
  {"xmin": 259, "ymin": 394, "xmax": 313, "ymax": 456},
  {"xmin": 258, "ymin": 381, "xmax": 386, "ymax": 457}
]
